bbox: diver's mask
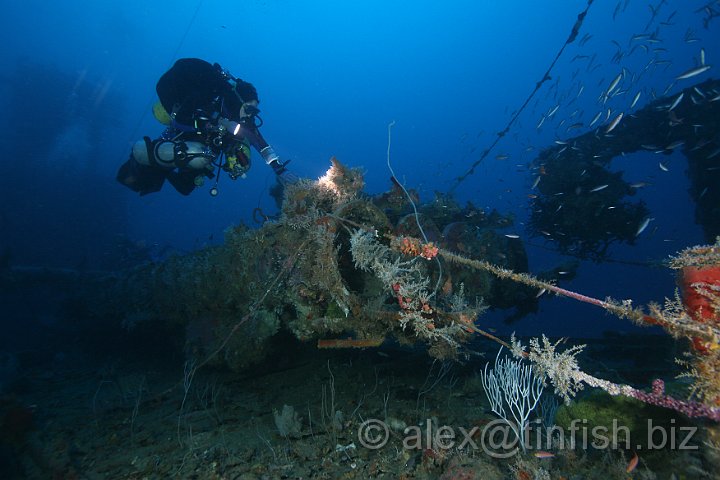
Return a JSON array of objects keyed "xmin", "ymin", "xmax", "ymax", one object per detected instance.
[
  {"xmin": 240, "ymin": 103, "xmax": 263, "ymax": 128},
  {"xmin": 242, "ymin": 103, "xmax": 260, "ymax": 117}
]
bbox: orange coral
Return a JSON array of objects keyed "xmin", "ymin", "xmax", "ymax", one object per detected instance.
[
  {"xmin": 420, "ymin": 242, "xmax": 439, "ymax": 260},
  {"xmin": 399, "ymin": 237, "xmax": 421, "ymax": 256},
  {"xmin": 396, "ymin": 236, "xmax": 438, "ymax": 260}
]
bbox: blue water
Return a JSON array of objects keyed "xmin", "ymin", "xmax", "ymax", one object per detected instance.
[
  {"xmin": 1, "ymin": 1, "xmax": 719, "ymax": 477},
  {"xmin": 0, "ymin": 2, "xmax": 715, "ymax": 328}
]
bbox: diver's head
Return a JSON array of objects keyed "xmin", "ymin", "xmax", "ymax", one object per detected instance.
[
  {"xmin": 234, "ymin": 79, "xmax": 258, "ymax": 104},
  {"xmin": 239, "ymin": 100, "xmax": 260, "ymax": 120},
  {"xmin": 234, "ymin": 79, "xmax": 261, "ymax": 125}
]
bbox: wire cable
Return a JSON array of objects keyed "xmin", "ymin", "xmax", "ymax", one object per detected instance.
[
  {"xmin": 449, "ymin": 0, "xmax": 596, "ymax": 193},
  {"xmin": 124, "ymin": 0, "xmax": 206, "ymax": 158}
]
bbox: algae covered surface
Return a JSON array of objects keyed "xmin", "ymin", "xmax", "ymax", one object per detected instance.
[{"xmin": 3, "ymin": 160, "xmax": 720, "ymax": 479}]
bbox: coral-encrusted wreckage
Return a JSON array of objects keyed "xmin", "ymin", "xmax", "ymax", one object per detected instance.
[
  {"xmin": 61, "ymin": 153, "xmax": 719, "ymax": 421},
  {"xmin": 5, "ymin": 78, "xmax": 720, "ymax": 423},
  {"xmin": 87, "ymin": 158, "xmax": 538, "ymax": 370},
  {"xmin": 529, "ymin": 78, "xmax": 720, "ymax": 260}
]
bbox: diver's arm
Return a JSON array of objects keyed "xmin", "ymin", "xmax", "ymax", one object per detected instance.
[{"xmin": 216, "ymin": 117, "xmax": 289, "ymax": 175}]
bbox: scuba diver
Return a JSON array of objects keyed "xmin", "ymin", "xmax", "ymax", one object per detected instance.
[{"xmin": 117, "ymin": 58, "xmax": 294, "ymax": 196}]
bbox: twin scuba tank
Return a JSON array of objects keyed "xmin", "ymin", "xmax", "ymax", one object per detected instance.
[{"xmin": 132, "ymin": 104, "xmax": 251, "ymax": 184}]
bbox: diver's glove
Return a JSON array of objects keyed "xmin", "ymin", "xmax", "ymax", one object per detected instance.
[{"xmin": 270, "ymin": 159, "xmax": 299, "ymax": 185}]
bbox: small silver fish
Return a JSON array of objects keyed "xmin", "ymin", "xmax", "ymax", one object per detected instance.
[
  {"xmin": 505, "ymin": 234, "xmax": 520, "ymax": 239},
  {"xmin": 590, "ymin": 184, "xmax": 609, "ymax": 192},
  {"xmin": 676, "ymin": 65, "xmax": 711, "ymax": 80},
  {"xmin": 659, "ymin": 162, "xmax": 669, "ymax": 171},
  {"xmin": 663, "ymin": 81, "xmax": 676, "ymax": 96},
  {"xmin": 605, "ymin": 112, "xmax": 624, "ymax": 133},
  {"xmin": 668, "ymin": 92, "xmax": 684, "ymax": 111},
  {"xmin": 606, "ymin": 73, "xmax": 623, "ymax": 96},
  {"xmin": 635, "ymin": 217, "xmax": 652, "ymax": 236},
  {"xmin": 630, "ymin": 91, "xmax": 642, "ymax": 109}
]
